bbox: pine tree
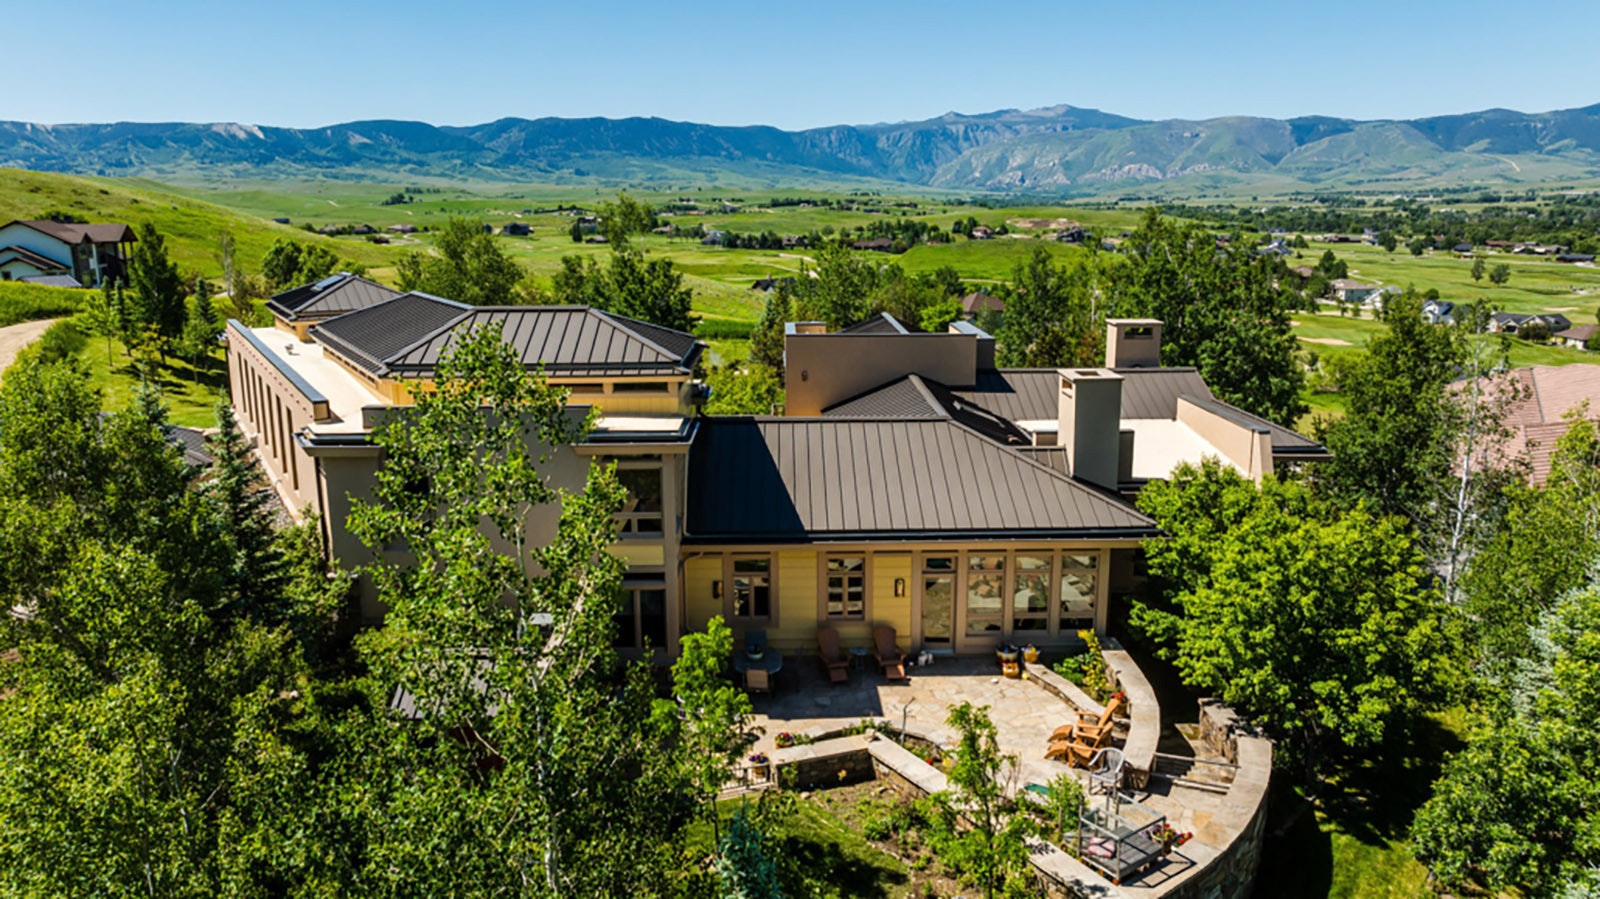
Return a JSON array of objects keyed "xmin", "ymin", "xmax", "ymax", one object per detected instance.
[
  {"xmin": 204, "ymin": 402, "xmax": 285, "ymax": 618},
  {"xmin": 128, "ymin": 222, "xmax": 186, "ymax": 359}
]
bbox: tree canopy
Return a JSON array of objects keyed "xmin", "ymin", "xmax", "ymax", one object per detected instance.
[{"xmin": 396, "ymin": 216, "xmax": 525, "ymax": 306}]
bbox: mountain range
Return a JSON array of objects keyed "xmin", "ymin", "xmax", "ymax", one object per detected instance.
[{"xmin": 5, "ymin": 103, "xmax": 1600, "ymax": 195}]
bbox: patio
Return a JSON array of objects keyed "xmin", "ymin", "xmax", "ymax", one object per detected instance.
[{"xmin": 744, "ymin": 655, "xmax": 1264, "ymax": 894}]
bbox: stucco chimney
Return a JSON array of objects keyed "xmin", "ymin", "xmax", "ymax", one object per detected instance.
[
  {"xmin": 1105, "ymin": 319, "xmax": 1163, "ymax": 369},
  {"xmin": 1057, "ymin": 368, "xmax": 1125, "ymax": 491}
]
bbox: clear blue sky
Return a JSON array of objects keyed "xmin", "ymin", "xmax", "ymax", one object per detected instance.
[{"xmin": 6, "ymin": 0, "xmax": 1598, "ymax": 129}]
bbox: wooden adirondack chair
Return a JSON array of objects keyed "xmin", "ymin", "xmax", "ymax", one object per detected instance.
[
  {"xmin": 1044, "ymin": 724, "xmax": 1113, "ymax": 767},
  {"xmin": 1047, "ymin": 694, "xmax": 1124, "ymax": 744},
  {"xmin": 873, "ymin": 626, "xmax": 907, "ymax": 681},
  {"xmin": 817, "ymin": 626, "xmax": 850, "ymax": 685}
]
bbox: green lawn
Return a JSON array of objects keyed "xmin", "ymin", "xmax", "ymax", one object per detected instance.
[
  {"xmin": 675, "ymin": 797, "xmax": 912, "ymax": 899},
  {"xmin": 1255, "ymin": 712, "xmax": 1467, "ymax": 898},
  {"xmin": 77, "ymin": 332, "xmax": 226, "ymax": 428}
]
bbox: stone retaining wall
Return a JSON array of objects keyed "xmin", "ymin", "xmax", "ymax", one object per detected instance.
[
  {"xmin": 769, "ymin": 733, "xmax": 876, "ymax": 789},
  {"xmin": 1157, "ymin": 736, "xmax": 1271, "ymax": 899}
]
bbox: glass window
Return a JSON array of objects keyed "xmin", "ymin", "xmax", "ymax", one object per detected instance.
[
  {"xmin": 731, "ymin": 557, "xmax": 771, "ymax": 620},
  {"xmin": 1013, "ymin": 554, "xmax": 1050, "ymax": 632},
  {"xmin": 612, "ymin": 381, "xmax": 669, "ymax": 393},
  {"xmin": 1061, "ymin": 553, "xmax": 1099, "ymax": 627},
  {"xmin": 924, "ymin": 556, "xmax": 955, "ymax": 572},
  {"xmin": 613, "ymin": 465, "xmax": 664, "ymax": 534},
  {"xmin": 966, "ymin": 552, "xmax": 1004, "ymax": 636},
  {"xmin": 826, "ymin": 556, "xmax": 865, "ymax": 619},
  {"xmin": 639, "ymin": 588, "xmax": 668, "ymax": 647},
  {"xmin": 614, "ymin": 585, "xmax": 669, "ymax": 649}
]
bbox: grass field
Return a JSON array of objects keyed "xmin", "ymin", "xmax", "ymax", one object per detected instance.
[
  {"xmin": 0, "ymin": 169, "xmax": 399, "ymax": 278},
  {"xmin": 0, "ymin": 280, "xmax": 87, "ymax": 326},
  {"xmin": 77, "ymin": 334, "xmax": 226, "ymax": 428}
]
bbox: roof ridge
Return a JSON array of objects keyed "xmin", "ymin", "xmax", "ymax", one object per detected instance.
[
  {"xmin": 904, "ymin": 374, "xmax": 946, "ymax": 415},
  {"xmin": 937, "ymin": 418, "xmax": 1155, "ymax": 524},
  {"xmin": 376, "ymin": 305, "xmax": 478, "ymax": 371},
  {"xmin": 589, "ymin": 308, "xmax": 687, "ymax": 362}
]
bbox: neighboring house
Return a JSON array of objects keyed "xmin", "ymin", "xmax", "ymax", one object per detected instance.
[
  {"xmin": 1471, "ymin": 364, "xmax": 1600, "ymax": 484},
  {"xmin": 1257, "ymin": 238, "xmax": 1292, "ymax": 257},
  {"xmin": 1556, "ymin": 324, "xmax": 1599, "ymax": 349},
  {"xmin": 502, "ymin": 222, "xmax": 531, "ymax": 237},
  {"xmin": 0, "ymin": 219, "xmax": 136, "ymax": 287},
  {"xmin": 969, "ymin": 225, "xmax": 994, "ymax": 240},
  {"xmin": 1330, "ymin": 278, "xmax": 1383, "ymax": 307},
  {"xmin": 1557, "ymin": 253, "xmax": 1596, "ymax": 264},
  {"xmin": 851, "ymin": 237, "xmax": 894, "ymax": 252},
  {"xmin": 227, "ymin": 284, "xmax": 1327, "ymax": 660},
  {"xmin": 701, "ymin": 230, "xmax": 726, "ymax": 247},
  {"xmin": 264, "ymin": 272, "xmax": 404, "ymax": 340},
  {"xmin": 1057, "ymin": 225, "xmax": 1087, "ymax": 245},
  {"xmin": 959, "ymin": 291, "xmax": 1005, "ymax": 316},
  {"xmin": 751, "ymin": 277, "xmax": 797, "ymax": 293},
  {"xmin": 1453, "ymin": 243, "xmax": 1474, "ymax": 255},
  {"xmin": 386, "ymin": 223, "xmax": 417, "ymax": 234},
  {"xmin": 1422, "ymin": 300, "xmax": 1456, "ymax": 325},
  {"xmin": 1491, "ymin": 312, "xmax": 1572, "ymax": 336}
]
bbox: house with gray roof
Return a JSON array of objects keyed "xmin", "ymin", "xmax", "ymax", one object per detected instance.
[
  {"xmin": 226, "ymin": 275, "xmax": 1323, "ymax": 660},
  {"xmin": 265, "ymin": 272, "xmax": 406, "ymax": 338}
]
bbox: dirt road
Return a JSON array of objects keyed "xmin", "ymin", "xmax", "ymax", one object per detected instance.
[{"xmin": 0, "ymin": 318, "xmax": 60, "ymax": 374}]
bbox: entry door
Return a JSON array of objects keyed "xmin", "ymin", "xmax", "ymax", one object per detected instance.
[{"xmin": 920, "ymin": 556, "xmax": 955, "ymax": 651}]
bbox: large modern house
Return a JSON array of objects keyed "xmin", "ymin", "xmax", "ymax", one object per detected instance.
[
  {"xmin": 0, "ymin": 219, "xmax": 136, "ymax": 287},
  {"xmin": 226, "ymin": 283, "xmax": 1325, "ymax": 659}
]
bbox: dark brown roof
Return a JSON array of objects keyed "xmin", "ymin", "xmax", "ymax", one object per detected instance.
[
  {"xmin": 1556, "ymin": 324, "xmax": 1599, "ymax": 342},
  {"xmin": 311, "ymin": 293, "xmax": 474, "ymax": 375},
  {"xmin": 0, "ymin": 245, "xmax": 69, "ymax": 272},
  {"xmin": 947, "ymin": 367, "xmax": 1322, "ymax": 452},
  {"xmin": 824, "ymin": 374, "xmax": 1031, "ymax": 445},
  {"xmin": 959, "ymin": 291, "xmax": 1005, "ymax": 314},
  {"xmin": 266, "ymin": 273, "xmax": 404, "ymax": 321},
  {"xmin": 7, "ymin": 220, "xmax": 135, "ymax": 244},
  {"xmin": 385, "ymin": 307, "xmax": 702, "ymax": 378},
  {"xmin": 840, "ymin": 312, "xmax": 916, "ymax": 335},
  {"xmin": 684, "ymin": 417, "xmax": 1156, "ymax": 542}
]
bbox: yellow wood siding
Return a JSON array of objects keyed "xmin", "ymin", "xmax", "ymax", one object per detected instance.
[
  {"xmin": 608, "ymin": 542, "xmax": 665, "ymax": 567},
  {"xmin": 872, "ymin": 553, "xmax": 913, "ymax": 638},
  {"xmin": 589, "ymin": 394, "xmax": 683, "ymax": 416},
  {"xmin": 685, "ymin": 557, "xmax": 720, "ymax": 633},
  {"xmin": 770, "ymin": 551, "xmax": 817, "ymax": 649}
]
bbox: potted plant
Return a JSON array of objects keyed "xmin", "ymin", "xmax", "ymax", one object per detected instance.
[
  {"xmin": 1023, "ymin": 644, "xmax": 1040, "ymax": 664},
  {"xmin": 775, "ymin": 732, "xmax": 796, "ymax": 749},
  {"xmin": 995, "ymin": 641, "xmax": 1020, "ymax": 665},
  {"xmin": 1150, "ymin": 823, "xmax": 1193, "ymax": 856}
]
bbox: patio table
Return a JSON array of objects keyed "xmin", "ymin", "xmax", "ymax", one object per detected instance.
[{"xmin": 733, "ymin": 649, "xmax": 784, "ymax": 675}]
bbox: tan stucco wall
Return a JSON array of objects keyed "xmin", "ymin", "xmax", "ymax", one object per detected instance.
[
  {"xmin": 872, "ymin": 553, "xmax": 913, "ymax": 639},
  {"xmin": 685, "ymin": 556, "xmax": 720, "ymax": 633},
  {"xmin": 1176, "ymin": 397, "xmax": 1274, "ymax": 481},
  {"xmin": 783, "ymin": 332, "xmax": 979, "ymax": 415},
  {"xmin": 227, "ymin": 324, "xmax": 321, "ymax": 516}
]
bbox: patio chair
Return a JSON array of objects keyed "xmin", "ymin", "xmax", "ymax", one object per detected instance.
[
  {"xmin": 1044, "ymin": 724, "xmax": 1112, "ymax": 767},
  {"xmin": 1087, "ymin": 747, "xmax": 1124, "ymax": 797},
  {"xmin": 745, "ymin": 668, "xmax": 771, "ymax": 694},
  {"xmin": 873, "ymin": 626, "xmax": 907, "ymax": 681},
  {"xmin": 816, "ymin": 626, "xmax": 850, "ymax": 685},
  {"xmin": 1048, "ymin": 694, "xmax": 1124, "ymax": 744}
]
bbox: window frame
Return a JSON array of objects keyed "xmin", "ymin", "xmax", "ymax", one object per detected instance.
[
  {"xmin": 1010, "ymin": 553, "xmax": 1052, "ymax": 635},
  {"xmin": 726, "ymin": 554, "xmax": 775, "ymax": 625},
  {"xmin": 600, "ymin": 456, "xmax": 665, "ymax": 536},
  {"xmin": 822, "ymin": 555, "xmax": 868, "ymax": 621},
  {"xmin": 613, "ymin": 581, "xmax": 669, "ymax": 652},
  {"xmin": 1058, "ymin": 551, "xmax": 1100, "ymax": 634}
]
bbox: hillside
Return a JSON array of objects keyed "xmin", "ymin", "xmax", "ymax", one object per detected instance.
[
  {"xmin": 0, "ymin": 168, "xmax": 398, "ymax": 276},
  {"xmin": 9, "ymin": 103, "xmax": 1600, "ymax": 195}
]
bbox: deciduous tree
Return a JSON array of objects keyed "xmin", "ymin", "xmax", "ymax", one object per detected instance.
[{"xmin": 396, "ymin": 216, "xmax": 525, "ymax": 306}]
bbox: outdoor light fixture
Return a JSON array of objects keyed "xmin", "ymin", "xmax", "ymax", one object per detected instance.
[{"xmin": 894, "ymin": 578, "xmax": 906, "ymax": 597}]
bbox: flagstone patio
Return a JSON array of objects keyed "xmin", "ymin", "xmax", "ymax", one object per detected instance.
[{"xmin": 745, "ymin": 655, "xmax": 1262, "ymax": 893}]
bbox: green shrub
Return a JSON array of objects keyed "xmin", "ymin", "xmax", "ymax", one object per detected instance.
[
  {"xmin": 31, "ymin": 320, "xmax": 87, "ymax": 363},
  {"xmin": 0, "ymin": 282, "xmax": 87, "ymax": 327}
]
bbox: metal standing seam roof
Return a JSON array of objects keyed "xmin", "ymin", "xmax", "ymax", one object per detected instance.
[
  {"xmin": 266, "ymin": 273, "xmax": 404, "ymax": 320},
  {"xmin": 824, "ymin": 374, "xmax": 1032, "ymax": 445},
  {"xmin": 839, "ymin": 312, "xmax": 917, "ymax": 335},
  {"xmin": 309, "ymin": 293, "xmax": 474, "ymax": 375},
  {"xmin": 384, "ymin": 307, "xmax": 701, "ymax": 377},
  {"xmin": 950, "ymin": 367, "xmax": 1322, "ymax": 452},
  {"xmin": 684, "ymin": 416, "xmax": 1156, "ymax": 541}
]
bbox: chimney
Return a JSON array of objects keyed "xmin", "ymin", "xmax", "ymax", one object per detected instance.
[
  {"xmin": 1105, "ymin": 318, "xmax": 1163, "ymax": 369},
  {"xmin": 1057, "ymin": 368, "xmax": 1125, "ymax": 491},
  {"xmin": 947, "ymin": 320, "xmax": 996, "ymax": 372}
]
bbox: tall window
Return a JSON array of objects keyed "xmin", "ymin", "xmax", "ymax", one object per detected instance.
[
  {"xmin": 731, "ymin": 556, "xmax": 771, "ymax": 621},
  {"xmin": 604, "ymin": 457, "xmax": 663, "ymax": 534},
  {"xmin": 1060, "ymin": 553, "xmax": 1099, "ymax": 630},
  {"xmin": 825, "ymin": 557, "xmax": 865, "ymax": 619},
  {"xmin": 922, "ymin": 556, "xmax": 954, "ymax": 646},
  {"xmin": 966, "ymin": 554, "xmax": 1004, "ymax": 635},
  {"xmin": 1012, "ymin": 555, "xmax": 1050, "ymax": 632},
  {"xmin": 613, "ymin": 584, "xmax": 668, "ymax": 650}
]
